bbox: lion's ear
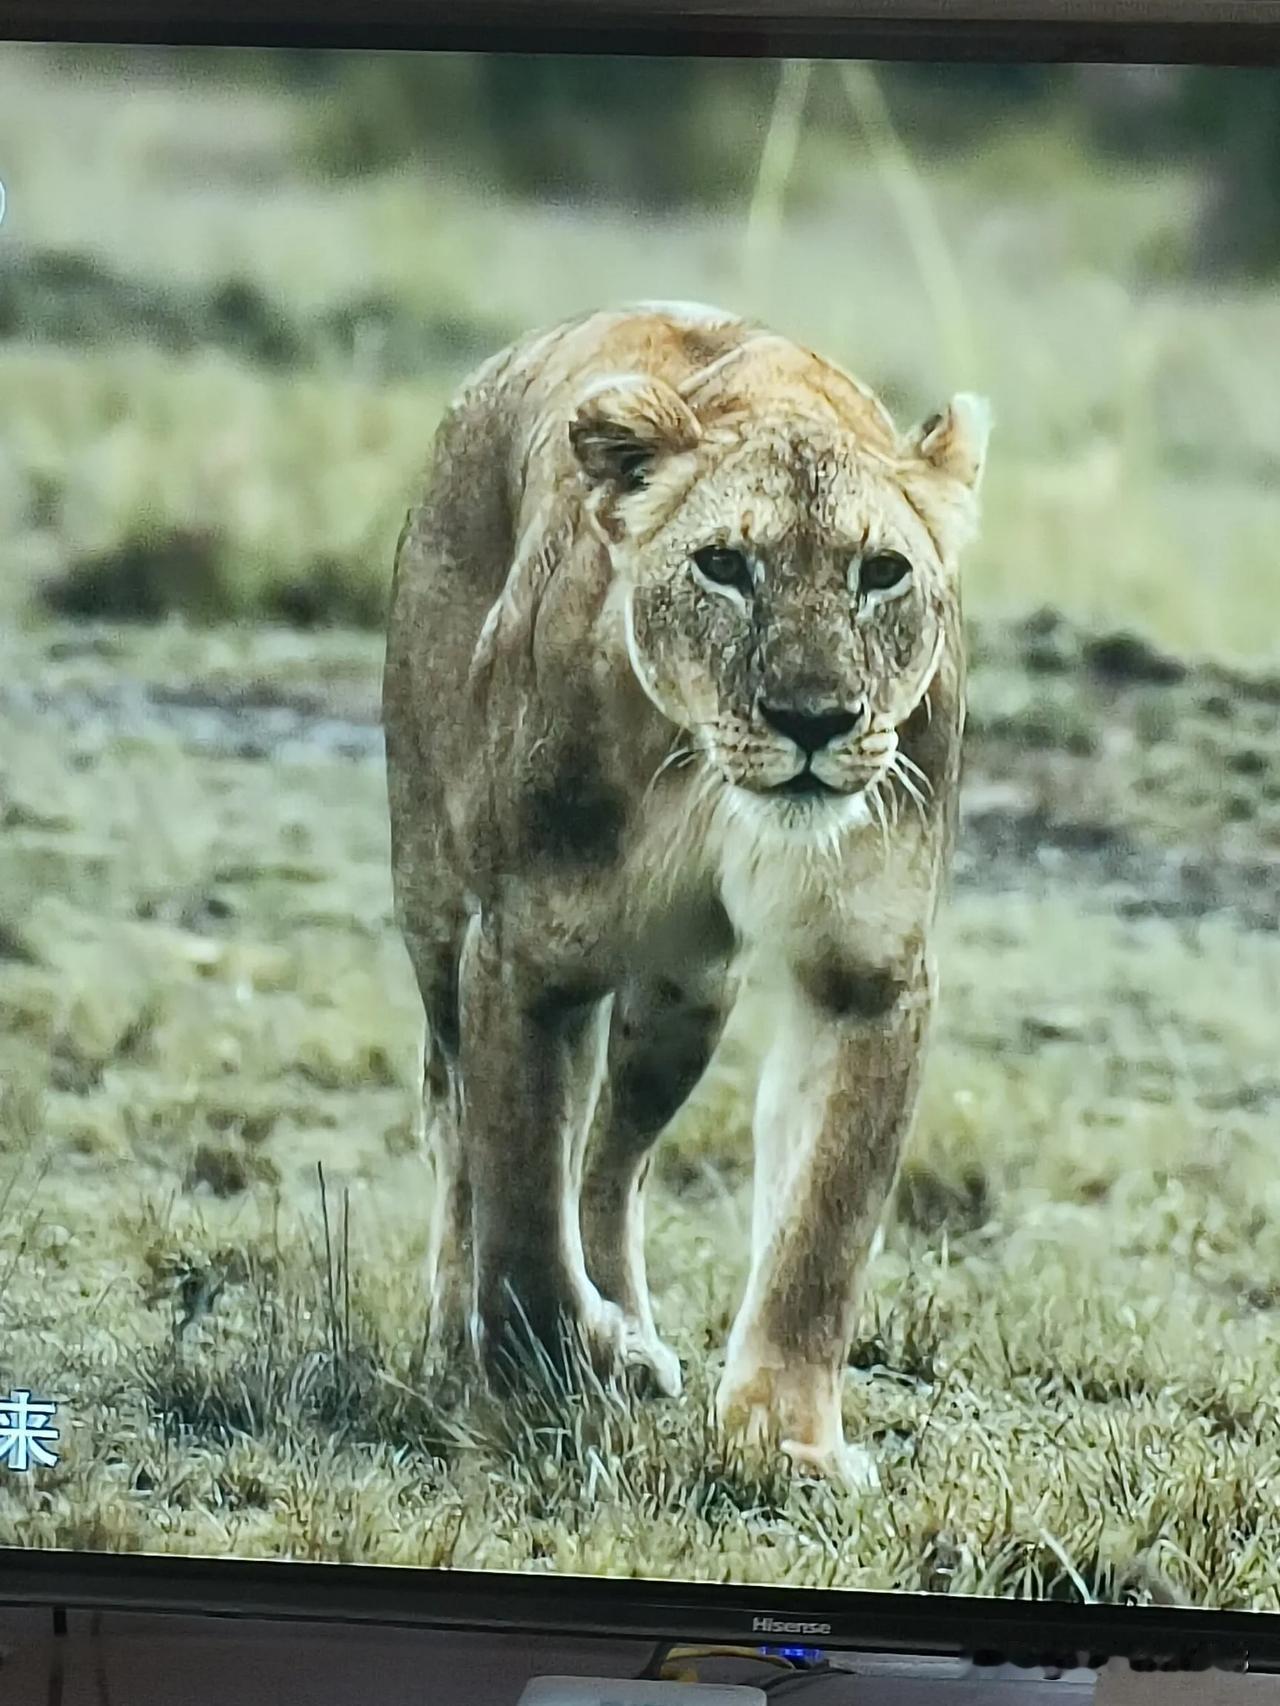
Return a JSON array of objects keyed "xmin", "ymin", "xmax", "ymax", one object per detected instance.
[
  {"xmin": 913, "ymin": 393, "xmax": 992, "ymax": 492},
  {"xmin": 570, "ymin": 374, "xmax": 702, "ymax": 492}
]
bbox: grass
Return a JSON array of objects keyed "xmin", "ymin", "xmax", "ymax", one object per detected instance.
[
  {"xmin": 5, "ymin": 286, "xmax": 1280, "ymax": 652},
  {"xmin": 1, "ymin": 617, "xmax": 1279, "ymax": 1603},
  {"xmin": 5, "ymin": 47, "xmax": 1280, "ymax": 652},
  {"xmin": 2, "ymin": 44, "xmax": 1280, "ymax": 1610},
  {"xmin": 0, "ymin": 347, "xmax": 447, "ymax": 630}
]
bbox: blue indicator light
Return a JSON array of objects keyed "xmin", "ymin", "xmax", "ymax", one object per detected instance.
[{"xmin": 760, "ymin": 1645, "xmax": 826, "ymax": 1665}]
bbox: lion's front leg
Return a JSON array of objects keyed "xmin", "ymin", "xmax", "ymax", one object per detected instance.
[
  {"xmin": 579, "ymin": 968, "xmax": 727, "ymax": 1399},
  {"xmin": 716, "ymin": 951, "xmax": 932, "ymax": 1483},
  {"xmin": 458, "ymin": 914, "xmax": 625, "ymax": 1386},
  {"xmin": 421, "ymin": 1040, "xmax": 471, "ymax": 1378}
]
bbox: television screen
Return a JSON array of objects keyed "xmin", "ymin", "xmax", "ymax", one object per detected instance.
[{"xmin": 2, "ymin": 30, "xmax": 1279, "ymax": 1642}]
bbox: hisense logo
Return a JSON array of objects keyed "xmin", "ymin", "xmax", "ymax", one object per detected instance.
[{"xmin": 751, "ymin": 1615, "xmax": 832, "ymax": 1636}]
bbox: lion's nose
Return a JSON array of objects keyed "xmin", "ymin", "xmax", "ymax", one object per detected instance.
[{"xmin": 760, "ymin": 700, "xmax": 866, "ymax": 754}]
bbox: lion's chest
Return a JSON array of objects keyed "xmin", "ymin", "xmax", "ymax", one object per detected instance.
[
  {"xmin": 625, "ymin": 786, "xmax": 933, "ymax": 975},
  {"xmin": 720, "ymin": 811, "xmax": 927, "ymax": 957}
]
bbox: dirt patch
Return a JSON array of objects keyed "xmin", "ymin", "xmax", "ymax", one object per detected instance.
[{"xmin": 7, "ymin": 608, "xmax": 1278, "ymax": 931}]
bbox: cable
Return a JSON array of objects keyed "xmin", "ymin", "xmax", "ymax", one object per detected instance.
[
  {"xmin": 44, "ymin": 1648, "xmax": 64, "ymax": 1706},
  {"xmin": 45, "ymin": 1606, "xmax": 66, "ymax": 1706},
  {"xmin": 90, "ymin": 1610, "xmax": 115, "ymax": 1706},
  {"xmin": 636, "ymin": 1642, "xmax": 801, "ymax": 1684},
  {"xmin": 636, "ymin": 1640, "xmax": 675, "ymax": 1680},
  {"xmin": 669, "ymin": 1647, "xmax": 795, "ymax": 1673}
]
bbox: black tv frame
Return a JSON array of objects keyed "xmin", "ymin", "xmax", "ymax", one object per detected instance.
[
  {"xmin": 2, "ymin": 0, "xmax": 1279, "ymax": 1674},
  {"xmin": 2, "ymin": 0, "xmax": 1280, "ymax": 61}
]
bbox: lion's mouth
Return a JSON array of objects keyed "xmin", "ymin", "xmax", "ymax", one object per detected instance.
[{"xmin": 772, "ymin": 769, "xmax": 842, "ymax": 800}]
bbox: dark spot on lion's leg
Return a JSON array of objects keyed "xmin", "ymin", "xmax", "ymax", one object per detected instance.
[{"xmin": 797, "ymin": 958, "xmax": 906, "ymax": 1021}]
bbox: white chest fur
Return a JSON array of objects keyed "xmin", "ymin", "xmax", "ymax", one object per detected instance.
[{"xmin": 708, "ymin": 786, "xmax": 925, "ymax": 961}]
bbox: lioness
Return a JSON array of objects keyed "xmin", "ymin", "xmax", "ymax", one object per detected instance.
[{"xmin": 384, "ymin": 303, "xmax": 988, "ymax": 1480}]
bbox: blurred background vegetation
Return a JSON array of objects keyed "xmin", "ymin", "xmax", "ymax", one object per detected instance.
[
  {"xmin": 2, "ymin": 47, "xmax": 1279, "ymax": 648},
  {"xmin": 336, "ymin": 55, "xmax": 1280, "ymax": 274},
  {"xmin": 44, "ymin": 48, "xmax": 1280, "ymax": 258}
]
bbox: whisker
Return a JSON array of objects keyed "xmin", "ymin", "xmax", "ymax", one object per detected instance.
[
  {"xmin": 867, "ymin": 779, "xmax": 890, "ymax": 861},
  {"xmin": 657, "ymin": 760, "xmax": 721, "ymax": 897},
  {"xmin": 884, "ymin": 769, "xmax": 901, "ymax": 830},
  {"xmin": 896, "ymin": 751, "xmax": 934, "ymax": 798},
  {"xmin": 643, "ymin": 743, "xmax": 697, "ymax": 806},
  {"xmin": 888, "ymin": 754, "xmax": 919, "ymax": 819},
  {"xmin": 890, "ymin": 754, "xmax": 930, "ymax": 831}
]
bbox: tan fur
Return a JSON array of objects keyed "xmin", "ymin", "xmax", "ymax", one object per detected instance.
[{"xmin": 383, "ymin": 304, "xmax": 989, "ymax": 1479}]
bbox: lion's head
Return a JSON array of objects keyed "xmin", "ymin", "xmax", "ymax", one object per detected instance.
[{"xmin": 570, "ymin": 347, "xmax": 989, "ymax": 821}]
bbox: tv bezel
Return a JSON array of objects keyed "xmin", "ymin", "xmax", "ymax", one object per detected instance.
[{"xmin": 1, "ymin": 0, "xmax": 1278, "ymax": 1672}]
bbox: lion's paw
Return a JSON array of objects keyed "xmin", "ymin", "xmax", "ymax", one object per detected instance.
[
  {"xmin": 716, "ymin": 1358, "xmax": 876, "ymax": 1489},
  {"xmin": 782, "ymin": 1437, "xmax": 880, "ymax": 1490},
  {"xmin": 620, "ymin": 1320, "xmax": 683, "ymax": 1399}
]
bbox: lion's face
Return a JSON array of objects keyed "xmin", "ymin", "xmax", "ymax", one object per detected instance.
[{"xmin": 571, "ymin": 375, "xmax": 989, "ymax": 815}]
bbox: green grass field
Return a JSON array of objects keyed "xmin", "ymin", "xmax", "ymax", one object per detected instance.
[{"xmin": 2, "ymin": 46, "xmax": 1280, "ymax": 1611}]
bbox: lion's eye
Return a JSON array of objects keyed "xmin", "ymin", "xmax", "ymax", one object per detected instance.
[
  {"xmin": 859, "ymin": 551, "xmax": 912, "ymax": 595},
  {"xmin": 692, "ymin": 546, "xmax": 754, "ymax": 598}
]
